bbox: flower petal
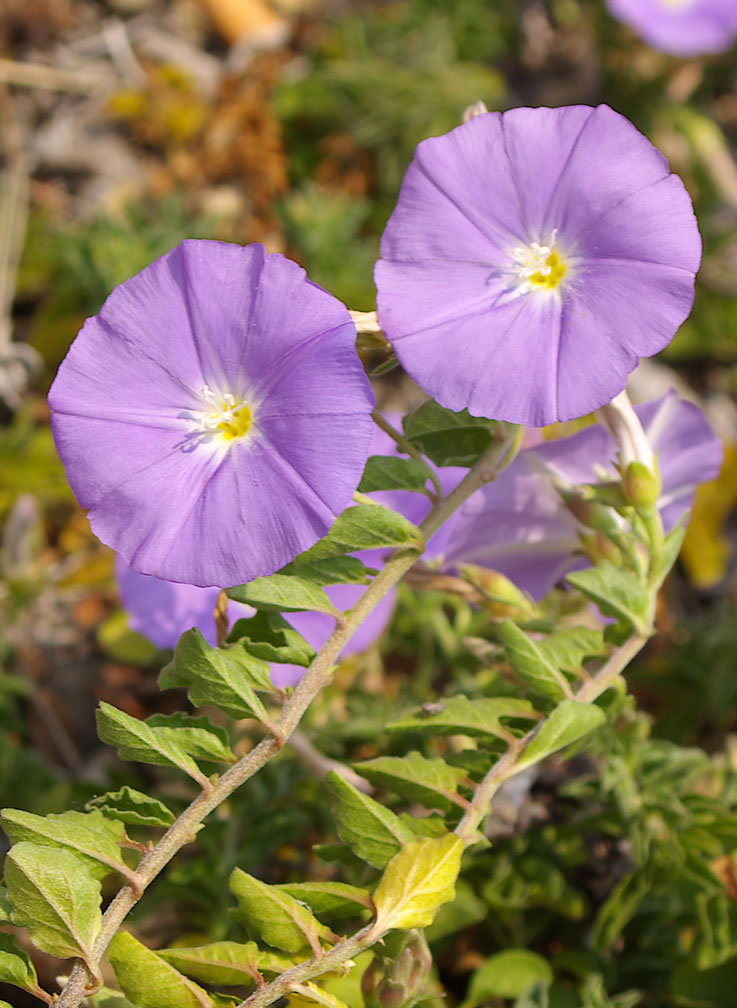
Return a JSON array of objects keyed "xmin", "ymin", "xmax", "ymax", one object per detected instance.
[
  {"xmin": 390, "ymin": 286, "xmax": 563, "ymax": 426},
  {"xmin": 556, "ymin": 260, "xmax": 695, "ymax": 422}
]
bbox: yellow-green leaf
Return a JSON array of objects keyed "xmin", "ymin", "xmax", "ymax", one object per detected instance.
[
  {"xmin": 108, "ymin": 932, "xmax": 214, "ymax": 1008},
  {"xmin": 158, "ymin": 940, "xmax": 295, "ymax": 986},
  {"xmin": 5, "ymin": 842, "xmax": 102, "ymax": 970},
  {"xmin": 230, "ymin": 869, "xmax": 333, "ymax": 955},
  {"xmin": 285, "ymin": 982, "xmax": 352, "ymax": 1008},
  {"xmin": 370, "ymin": 834, "xmax": 463, "ymax": 936},
  {"xmin": 326, "ymin": 771, "xmax": 414, "ymax": 869}
]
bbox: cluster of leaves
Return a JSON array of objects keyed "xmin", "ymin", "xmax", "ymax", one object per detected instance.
[{"xmin": 0, "ymin": 397, "xmax": 703, "ymax": 1008}]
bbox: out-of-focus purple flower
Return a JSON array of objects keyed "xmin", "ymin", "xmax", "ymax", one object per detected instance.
[
  {"xmin": 375, "ymin": 106, "xmax": 701, "ymax": 427},
  {"xmin": 444, "ymin": 392, "xmax": 723, "ymax": 600},
  {"xmin": 113, "ymin": 417, "xmax": 460, "ymax": 685},
  {"xmin": 607, "ymin": 0, "xmax": 737, "ymax": 57},
  {"xmin": 49, "ymin": 241, "xmax": 374, "ymax": 588},
  {"xmin": 115, "ymin": 564, "xmax": 398, "ymax": 688},
  {"xmin": 115, "ymin": 558, "xmax": 247, "ymax": 651}
]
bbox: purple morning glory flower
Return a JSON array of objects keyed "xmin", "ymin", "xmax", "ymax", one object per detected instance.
[
  {"xmin": 113, "ymin": 418, "xmax": 461, "ymax": 685},
  {"xmin": 607, "ymin": 0, "xmax": 737, "ymax": 56},
  {"xmin": 375, "ymin": 105, "xmax": 701, "ymax": 427},
  {"xmin": 115, "ymin": 558, "xmax": 246, "ymax": 650},
  {"xmin": 443, "ymin": 392, "xmax": 723, "ymax": 600},
  {"xmin": 115, "ymin": 558, "xmax": 394, "ymax": 687},
  {"xmin": 49, "ymin": 241, "xmax": 375, "ymax": 588}
]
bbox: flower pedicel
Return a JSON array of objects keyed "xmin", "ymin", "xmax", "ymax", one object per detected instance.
[
  {"xmin": 376, "ymin": 105, "xmax": 701, "ymax": 426},
  {"xmin": 49, "ymin": 240, "xmax": 375, "ymax": 588}
]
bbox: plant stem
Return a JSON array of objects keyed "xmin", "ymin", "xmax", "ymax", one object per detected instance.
[
  {"xmin": 370, "ymin": 408, "xmax": 445, "ymax": 500},
  {"xmin": 228, "ymin": 629, "xmax": 650, "ymax": 1008},
  {"xmin": 57, "ymin": 426, "xmax": 521, "ymax": 1008},
  {"xmin": 454, "ymin": 630, "xmax": 649, "ymax": 843}
]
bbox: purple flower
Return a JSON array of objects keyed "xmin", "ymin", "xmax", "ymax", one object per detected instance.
[
  {"xmin": 115, "ymin": 562, "xmax": 397, "ymax": 688},
  {"xmin": 375, "ymin": 106, "xmax": 701, "ymax": 427},
  {"xmin": 49, "ymin": 241, "xmax": 375, "ymax": 588},
  {"xmin": 113, "ymin": 418, "xmax": 460, "ymax": 685},
  {"xmin": 115, "ymin": 558, "xmax": 243, "ymax": 650},
  {"xmin": 443, "ymin": 392, "xmax": 723, "ymax": 600},
  {"xmin": 607, "ymin": 0, "xmax": 737, "ymax": 56}
]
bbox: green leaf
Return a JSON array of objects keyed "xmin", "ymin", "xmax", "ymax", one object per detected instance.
[
  {"xmin": 354, "ymin": 752, "xmax": 468, "ymax": 812},
  {"xmin": 296, "ymin": 502, "xmax": 421, "ymax": 561},
  {"xmin": 358, "ymin": 455, "xmax": 431, "ymax": 495},
  {"xmin": 275, "ymin": 881, "xmax": 373, "ymax": 918},
  {"xmin": 228, "ymin": 611, "xmax": 316, "ymax": 667},
  {"xmin": 146, "ymin": 713, "xmax": 235, "ymax": 764},
  {"xmin": 538, "ymin": 626, "xmax": 606, "ymax": 673},
  {"xmin": 403, "ymin": 400, "xmax": 495, "ymax": 466},
  {"xmin": 498, "ymin": 620, "xmax": 572, "ymax": 701},
  {"xmin": 2, "ymin": 808, "xmax": 133, "ymax": 884},
  {"xmin": 400, "ymin": 813, "xmax": 449, "ymax": 839},
  {"xmin": 230, "ymin": 869, "xmax": 334, "ymax": 954},
  {"xmin": 162, "ymin": 629, "xmax": 273, "ymax": 723},
  {"xmin": 517, "ymin": 700, "xmax": 606, "ymax": 772},
  {"xmin": 592, "ymin": 874, "xmax": 649, "ymax": 954},
  {"xmin": 86, "ymin": 786, "xmax": 175, "ymax": 828},
  {"xmin": 371, "ymin": 834, "xmax": 463, "ymax": 933},
  {"xmin": 83, "ymin": 985, "xmax": 138, "ymax": 1007},
  {"xmin": 652, "ymin": 522, "xmax": 687, "ymax": 588},
  {"xmin": 284, "ymin": 555, "xmax": 368, "ymax": 586},
  {"xmin": 461, "ymin": 950, "xmax": 553, "ymax": 1006},
  {"xmin": 0, "ymin": 931, "xmax": 41, "ymax": 996},
  {"xmin": 388, "ymin": 695, "xmax": 538, "ymax": 742},
  {"xmin": 96, "ymin": 702, "xmax": 209, "ymax": 787},
  {"xmin": 0, "ymin": 887, "xmax": 11, "ymax": 923},
  {"xmin": 672, "ymin": 958, "xmax": 737, "ymax": 1007},
  {"xmin": 227, "ymin": 574, "xmax": 333, "ymax": 613},
  {"xmin": 285, "ymin": 982, "xmax": 351, "ymax": 1008},
  {"xmin": 312, "ymin": 843, "xmax": 366, "ymax": 869},
  {"xmin": 326, "ymin": 770, "xmax": 414, "ymax": 869},
  {"xmin": 5, "ymin": 841, "xmax": 102, "ymax": 968},
  {"xmin": 108, "ymin": 932, "xmax": 214, "ymax": 1008},
  {"xmin": 158, "ymin": 941, "xmax": 296, "ymax": 987},
  {"xmin": 566, "ymin": 562, "xmax": 650, "ymax": 634}
]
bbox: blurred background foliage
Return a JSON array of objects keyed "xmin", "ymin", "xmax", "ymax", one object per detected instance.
[{"xmin": 2, "ymin": 0, "xmax": 737, "ymax": 1004}]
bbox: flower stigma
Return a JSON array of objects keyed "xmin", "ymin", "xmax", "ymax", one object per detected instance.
[
  {"xmin": 510, "ymin": 231, "xmax": 568, "ymax": 295},
  {"xmin": 199, "ymin": 385, "xmax": 253, "ymax": 443}
]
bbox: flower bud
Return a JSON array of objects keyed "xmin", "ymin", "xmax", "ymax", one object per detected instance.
[
  {"xmin": 559, "ymin": 488, "xmax": 621, "ymax": 536},
  {"xmin": 362, "ymin": 931, "xmax": 432, "ymax": 1008},
  {"xmin": 623, "ymin": 460, "xmax": 661, "ymax": 511},
  {"xmin": 458, "ymin": 564, "xmax": 534, "ymax": 617},
  {"xmin": 579, "ymin": 531, "xmax": 623, "ymax": 566}
]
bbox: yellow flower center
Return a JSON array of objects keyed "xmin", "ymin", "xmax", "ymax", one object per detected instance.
[
  {"xmin": 200, "ymin": 386, "xmax": 253, "ymax": 443},
  {"xmin": 510, "ymin": 232, "xmax": 568, "ymax": 294},
  {"xmin": 528, "ymin": 249, "xmax": 567, "ymax": 289}
]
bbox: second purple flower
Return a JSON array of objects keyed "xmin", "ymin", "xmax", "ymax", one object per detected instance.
[{"xmin": 376, "ymin": 105, "xmax": 701, "ymax": 427}]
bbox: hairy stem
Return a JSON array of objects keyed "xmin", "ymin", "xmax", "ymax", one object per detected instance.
[
  {"xmin": 370, "ymin": 408, "xmax": 445, "ymax": 500},
  {"xmin": 57, "ymin": 425, "xmax": 521, "ymax": 1008},
  {"xmin": 231, "ymin": 631, "xmax": 651, "ymax": 1008},
  {"xmin": 454, "ymin": 630, "xmax": 649, "ymax": 843}
]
